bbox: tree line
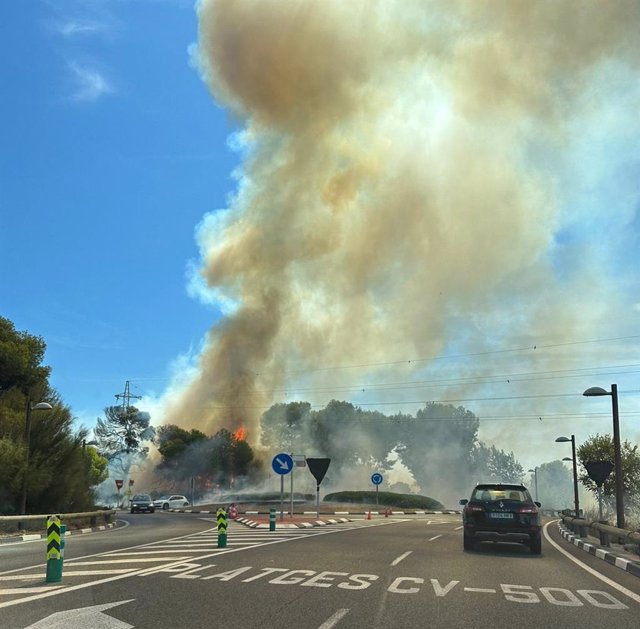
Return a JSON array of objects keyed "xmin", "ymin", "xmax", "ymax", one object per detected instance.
[
  {"xmin": 0, "ymin": 317, "xmax": 107, "ymax": 515},
  {"xmin": 3, "ymin": 315, "xmax": 639, "ymax": 519}
]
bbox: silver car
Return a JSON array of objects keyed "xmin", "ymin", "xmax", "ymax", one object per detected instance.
[{"xmin": 153, "ymin": 495, "xmax": 190, "ymax": 510}]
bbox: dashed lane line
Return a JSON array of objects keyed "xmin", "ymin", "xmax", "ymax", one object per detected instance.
[
  {"xmin": 318, "ymin": 608, "xmax": 350, "ymax": 629},
  {"xmin": 391, "ymin": 551, "xmax": 412, "ymax": 566},
  {"xmin": 428, "ymin": 535, "xmax": 443, "ymax": 542}
]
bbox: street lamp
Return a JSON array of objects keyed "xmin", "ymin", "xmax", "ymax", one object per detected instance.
[
  {"xmin": 583, "ymin": 384, "xmax": 624, "ymax": 529},
  {"xmin": 527, "ymin": 468, "xmax": 539, "ymax": 501},
  {"xmin": 20, "ymin": 400, "xmax": 53, "ymax": 515},
  {"xmin": 555, "ymin": 435, "xmax": 580, "ymax": 518}
]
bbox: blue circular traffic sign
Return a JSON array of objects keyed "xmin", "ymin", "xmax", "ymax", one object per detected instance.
[
  {"xmin": 371, "ymin": 473, "xmax": 383, "ymax": 485},
  {"xmin": 272, "ymin": 453, "xmax": 293, "ymax": 475}
]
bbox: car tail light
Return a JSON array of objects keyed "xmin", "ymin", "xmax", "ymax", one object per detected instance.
[
  {"xmin": 517, "ymin": 505, "xmax": 539, "ymax": 514},
  {"xmin": 466, "ymin": 503, "xmax": 484, "ymax": 512}
]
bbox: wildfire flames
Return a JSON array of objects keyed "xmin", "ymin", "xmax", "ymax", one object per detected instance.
[{"xmin": 232, "ymin": 426, "xmax": 247, "ymax": 442}]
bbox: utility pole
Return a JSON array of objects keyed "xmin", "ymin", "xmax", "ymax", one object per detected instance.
[
  {"xmin": 115, "ymin": 380, "xmax": 142, "ymax": 412},
  {"xmin": 114, "ymin": 380, "xmax": 142, "ymax": 454}
]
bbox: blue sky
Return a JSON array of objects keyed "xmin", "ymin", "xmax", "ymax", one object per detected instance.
[
  {"xmin": 1, "ymin": 0, "xmax": 231, "ymax": 422},
  {"xmin": 1, "ymin": 1, "xmax": 639, "ymax": 477}
]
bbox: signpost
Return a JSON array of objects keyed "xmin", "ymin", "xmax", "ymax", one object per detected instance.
[
  {"xmin": 126, "ymin": 479, "xmax": 134, "ymax": 508},
  {"xmin": 290, "ymin": 455, "xmax": 306, "ymax": 518},
  {"xmin": 272, "ymin": 453, "xmax": 293, "ymax": 521},
  {"xmin": 115, "ymin": 480, "xmax": 123, "ymax": 508},
  {"xmin": 371, "ymin": 472, "xmax": 383, "ymax": 505},
  {"xmin": 585, "ymin": 461, "xmax": 614, "ymax": 520},
  {"xmin": 306, "ymin": 458, "xmax": 331, "ymax": 518}
]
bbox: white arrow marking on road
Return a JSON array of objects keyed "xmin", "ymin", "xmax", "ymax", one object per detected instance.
[
  {"xmin": 25, "ymin": 599, "xmax": 135, "ymax": 628},
  {"xmin": 276, "ymin": 457, "xmax": 290, "ymax": 470}
]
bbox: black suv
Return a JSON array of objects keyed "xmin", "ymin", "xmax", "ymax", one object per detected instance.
[
  {"xmin": 460, "ymin": 483, "xmax": 541, "ymax": 554},
  {"xmin": 130, "ymin": 494, "xmax": 155, "ymax": 514}
]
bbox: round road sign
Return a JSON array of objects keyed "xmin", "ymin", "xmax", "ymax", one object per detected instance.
[
  {"xmin": 272, "ymin": 453, "xmax": 294, "ymax": 475},
  {"xmin": 371, "ymin": 473, "xmax": 383, "ymax": 485}
]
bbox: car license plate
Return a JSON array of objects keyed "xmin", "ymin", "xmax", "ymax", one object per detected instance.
[{"xmin": 489, "ymin": 512, "xmax": 513, "ymax": 519}]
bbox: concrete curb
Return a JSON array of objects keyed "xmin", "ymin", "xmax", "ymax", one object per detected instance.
[
  {"xmin": 235, "ymin": 517, "xmax": 351, "ymax": 529},
  {"xmin": 167, "ymin": 509, "xmax": 461, "ymax": 516},
  {"xmin": 557, "ymin": 522, "xmax": 640, "ymax": 578},
  {"xmin": 0, "ymin": 521, "xmax": 121, "ymax": 545}
]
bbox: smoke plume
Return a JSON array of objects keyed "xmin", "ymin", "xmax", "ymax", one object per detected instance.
[{"xmin": 163, "ymin": 0, "xmax": 640, "ymax": 449}]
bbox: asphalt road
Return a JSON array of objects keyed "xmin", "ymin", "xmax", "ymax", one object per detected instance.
[{"xmin": 1, "ymin": 512, "xmax": 639, "ymax": 628}]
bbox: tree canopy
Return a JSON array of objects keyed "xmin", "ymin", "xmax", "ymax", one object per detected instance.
[
  {"xmin": 0, "ymin": 317, "xmax": 50, "ymax": 395},
  {"xmin": 577, "ymin": 434, "xmax": 640, "ymax": 511},
  {"xmin": 0, "ymin": 317, "xmax": 107, "ymax": 515}
]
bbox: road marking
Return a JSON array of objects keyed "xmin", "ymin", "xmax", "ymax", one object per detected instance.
[
  {"xmin": 25, "ymin": 599, "xmax": 134, "ymax": 628},
  {"xmin": 0, "ymin": 587, "xmax": 64, "ymax": 595},
  {"xmin": 428, "ymin": 535, "xmax": 442, "ymax": 542},
  {"xmin": 68, "ymin": 558, "xmax": 190, "ymax": 564},
  {"xmin": 391, "ymin": 551, "xmax": 412, "ymax": 566},
  {"xmin": 318, "ymin": 608, "xmax": 350, "ymax": 628},
  {"xmin": 0, "ymin": 520, "xmax": 402, "ymax": 609},
  {"xmin": 464, "ymin": 587, "xmax": 496, "ymax": 593},
  {"xmin": 0, "ymin": 570, "xmax": 135, "ymax": 580},
  {"xmin": 454, "ymin": 526, "xmax": 463, "ymax": 531},
  {"xmin": 543, "ymin": 520, "xmax": 640, "ymax": 605}
]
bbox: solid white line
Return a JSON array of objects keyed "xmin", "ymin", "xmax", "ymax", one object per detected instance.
[
  {"xmin": 391, "ymin": 551, "xmax": 412, "ymax": 566},
  {"xmin": 102, "ymin": 550, "xmax": 207, "ymax": 556},
  {"xmin": 543, "ymin": 521, "xmax": 640, "ymax": 604},
  {"xmin": 0, "ymin": 587, "xmax": 64, "ymax": 594},
  {"xmin": 318, "ymin": 608, "xmax": 350, "ymax": 629},
  {"xmin": 68, "ymin": 557, "xmax": 190, "ymax": 565},
  {"xmin": 0, "ymin": 570, "xmax": 135, "ymax": 580},
  {"xmin": 428, "ymin": 535, "xmax": 443, "ymax": 542}
]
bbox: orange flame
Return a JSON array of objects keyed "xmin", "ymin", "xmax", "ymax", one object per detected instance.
[{"xmin": 232, "ymin": 426, "xmax": 247, "ymax": 442}]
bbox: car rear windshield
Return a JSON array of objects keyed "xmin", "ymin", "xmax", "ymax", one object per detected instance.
[{"xmin": 472, "ymin": 487, "xmax": 531, "ymax": 502}]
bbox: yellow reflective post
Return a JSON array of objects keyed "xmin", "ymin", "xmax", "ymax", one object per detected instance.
[
  {"xmin": 217, "ymin": 507, "xmax": 227, "ymax": 548},
  {"xmin": 45, "ymin": 515, "xmax": 62, "ymax": 583}
]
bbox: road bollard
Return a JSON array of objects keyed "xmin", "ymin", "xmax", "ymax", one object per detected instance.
[
  {"xmin": 45, "ymin": 515, "xmax": 63, "ymax": 583},
  {"xmin": 217, "ymin": 508, "xmax": 227, "ymax": 548},
  {"xmin": 269, "ymin": 508, "xmax": 276, "ymax": 531}
]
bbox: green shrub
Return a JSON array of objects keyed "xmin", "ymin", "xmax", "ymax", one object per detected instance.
[{"xmin": 324, "ymin": 491, "xmax": 443, "ymax": 510}]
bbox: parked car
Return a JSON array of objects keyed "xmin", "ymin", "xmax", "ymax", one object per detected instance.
[
  {"xmin": 153, "ymin": 495, "xmax": 190, "ymax": 510},
  {"xmin": 460, "ymin": 483, "xmax": 542, "ymax": 554},
  {"xmin": 130, "ymin": 494, "xmax": 155, "ymax": 514}
]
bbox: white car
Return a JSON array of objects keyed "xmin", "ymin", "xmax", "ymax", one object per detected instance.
[{"xmin": 153, "ymin": 495, "xmax": 190, "ymax": 510}]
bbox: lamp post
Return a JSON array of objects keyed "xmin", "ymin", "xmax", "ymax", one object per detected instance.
[
  {"xmin": 555, "ymin": 435, "xmax": 580, "ymax": 518},
  {"xmin": 527, "ymin": 468, "xmax": 539, "ymax": 501},
  {"xmin": 20, "ymin": 400, "xmax": 53, "ymax": 515},
  {"xmin": 583, "ymin": 384, "xmax": 624, "ymax": 529}
]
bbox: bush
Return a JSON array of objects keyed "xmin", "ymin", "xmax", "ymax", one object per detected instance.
[{"xmin": 324, "ymin": 491, "xmax": 443, "ymax": 510}]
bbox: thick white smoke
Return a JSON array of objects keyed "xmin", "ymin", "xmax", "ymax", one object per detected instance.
[{"xmin": 161, "ymin": 0, "xmax": 639, "ymax": 462}]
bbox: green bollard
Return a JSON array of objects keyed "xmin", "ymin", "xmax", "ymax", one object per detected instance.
[
  {"xmin": 45, "ymin": 515, "xmax": 63, "ymax": 583},
  {"xmin": 269, "ymin": 508, "xmax": 276, "ymax": 532},
  {"xmin": 217, "ymin": 507, "xmax": 227, "ymax": 548}
]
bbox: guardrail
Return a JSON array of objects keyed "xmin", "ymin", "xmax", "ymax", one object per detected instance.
[
  {"xmin": 0, "ymin": 509, "xmax": 116, "ymax": 534},
  {"xmin": 560, "ymin": 512, "xmax": 640, "ymax": 548}
]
